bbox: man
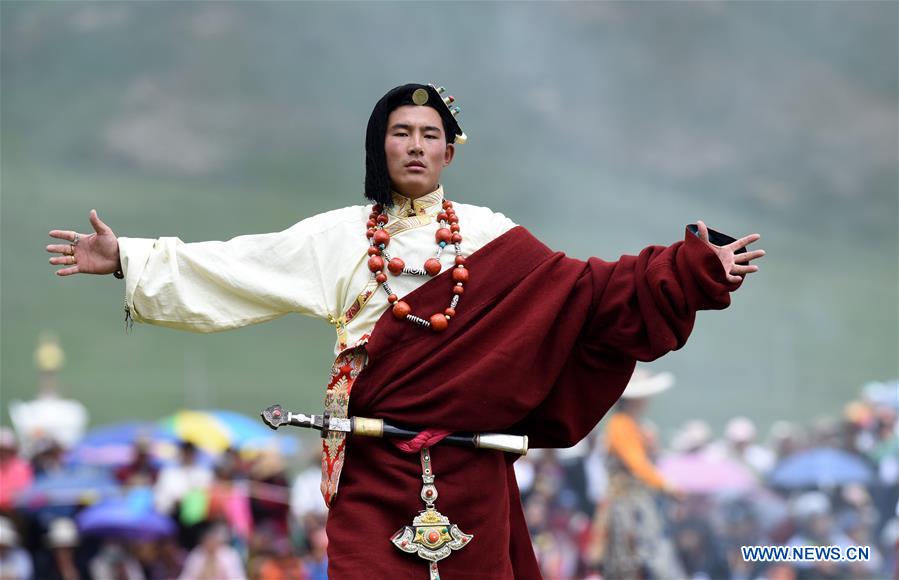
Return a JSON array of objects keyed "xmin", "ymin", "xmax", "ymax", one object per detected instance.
[
  {"xmin": 592, "ymin": 369, "xmax": 684, "ymax": 579},
  {"xmin": 47, "ymin": 83, "xmax": 765, "ymax": 578}
]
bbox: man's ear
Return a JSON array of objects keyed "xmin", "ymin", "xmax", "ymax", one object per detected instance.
[{"xmin": 443, "ymin": 143, "xmax": 456, "ymax": 167}]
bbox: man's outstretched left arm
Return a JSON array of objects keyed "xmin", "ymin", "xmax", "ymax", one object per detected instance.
[{"xmin": 584, "ymin": 221, "xmax": 764, "ymax": 361}]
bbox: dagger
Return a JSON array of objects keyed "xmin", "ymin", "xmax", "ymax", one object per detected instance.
[{"xmin": 260, "ymin": 404, "xmax": 528, "ymax": 456}]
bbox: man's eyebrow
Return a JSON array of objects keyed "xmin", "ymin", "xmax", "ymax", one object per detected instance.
[{"xmin": 389, "ymin": 123, "xmax": 443, "ymax": 133}]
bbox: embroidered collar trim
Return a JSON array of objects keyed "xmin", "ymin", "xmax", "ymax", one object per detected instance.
[{"xmin": 389, "ymin": 186, "xmax": 445, "ymax": 218}]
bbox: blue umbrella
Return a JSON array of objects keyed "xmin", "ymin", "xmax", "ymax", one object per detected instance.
[
  {"xmin": 16, "ymin": 467, "xmax": 120, "ymax": 509},
  {"xmin": 76, "ymin": 488, "xmax": 176, "ymax": 540},
  {"xmin": 67, "ymin": 421, "xmax": 175, "ymax": 466},
  {"xmin": 77, "ymin": 422, "xmax": 171, "ymax": 446},
  {"xmin": 769, "ymin": 447, "xmax": 874, "ymax": 489}
]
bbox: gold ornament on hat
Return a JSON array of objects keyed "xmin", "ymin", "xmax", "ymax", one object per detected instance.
[{"xmin": 412, "ymin": 88, "xmax": 429, "ymax": 106}]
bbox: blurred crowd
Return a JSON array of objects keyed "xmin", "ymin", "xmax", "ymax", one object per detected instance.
[
  {"xmin": 0, "ymin": 435, "xmax": 326, "ymax": 580},
  {"xmin": 0, "ymin": 378, "xmax": 896, "ymax": 580},
  {"xmin": 517, "ymin": 379, "xmax": 899, "ymax": 579}
]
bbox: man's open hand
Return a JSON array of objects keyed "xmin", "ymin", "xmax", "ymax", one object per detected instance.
[
  {"xmin": 47, "ymin": 210, "xmax": 121, "ymax": 277},
  {"xmin": 696, "ymin": 220, "xmax": 765, "ymax": 284}
]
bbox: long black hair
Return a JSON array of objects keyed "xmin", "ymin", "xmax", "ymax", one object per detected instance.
[{"xmin": 364, "ymin": 84, "xmax": 460, "ymax": 207}]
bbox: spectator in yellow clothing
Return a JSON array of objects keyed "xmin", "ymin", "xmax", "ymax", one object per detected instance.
[{"xmin": 590, "ymin": 368, "xmax": 685, "ymax": 579}]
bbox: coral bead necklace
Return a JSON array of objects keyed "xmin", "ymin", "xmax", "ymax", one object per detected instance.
[{"xmin": 365, "ymin": 199, "xmax": 467, "ymax": 332}]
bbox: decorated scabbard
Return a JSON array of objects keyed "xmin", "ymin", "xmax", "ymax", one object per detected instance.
[{"xmin": 261, "ymin": 404, "xmax": 528, "ymax": 456}]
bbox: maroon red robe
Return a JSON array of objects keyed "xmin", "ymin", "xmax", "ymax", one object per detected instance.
[{"xmin": 325, "ymin": 225, "xmax": 742, "ymax": 579}]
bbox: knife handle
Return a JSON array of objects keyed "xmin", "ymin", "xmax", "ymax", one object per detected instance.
[
  {"xmin": 351, "ymin": 417, "xmax": 385, "ymax": 437},
  {"xmin": 473, "ymin": 433, "xmax": 529, "ymax": 456}
]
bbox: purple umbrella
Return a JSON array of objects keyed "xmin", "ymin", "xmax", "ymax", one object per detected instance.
[
  {"xmin": 76, "ymin": 489, "xmax": 176, "ymax": 540},
  {"xmin": 659, "ymin": 451, "xmax": 759, "ymax": 494}
]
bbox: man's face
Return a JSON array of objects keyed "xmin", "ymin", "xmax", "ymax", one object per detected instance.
[{"xmin": 384, "ymin": 105, "xmax": 455, "ymax": 199}]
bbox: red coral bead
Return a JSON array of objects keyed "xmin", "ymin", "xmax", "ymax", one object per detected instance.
[
  {"xmin": 451, "ymin": 233, "xmax": 462, "ymax": 244},
  {"xmin": 424, "ymin": 258, "xmax": 442, "ymax": 277},
  {"xmin": 377, "ymin": 214, "xmax": 389, "ymax": 224},
  {"xmin": 366, "ymin": 229, "xmax": 375, "ymax": 239},
  {"xmin": 375, "ymin": 273, "xmax": 387, "ymax": 284},
  {"xmin": 448, "ymin": 215, "xmax": 459, "ymax": 225},
  {"xmin": 454, "ymin": 255, "xmax": 466, "ymax": 266},
  {"xmin": 452, "ymin": 267, "xmax": 469, "ymax": 283},
  {"xmin": 367, "ymin": 246, "xmax": 381, "ymax": 256},
  {"xmin": 373, "ymin": 230, "xmax": 390, "ymax": 246},
  {"xmin": 387, "ymin": 294, "xmax": 398, "ymax": 304},
  {"xmin": 442, "ymin": 200, "xmax": 453, "ymax": 209},
  {"xmin": 392, "ymin": 301, "xmax": 411, "ymax": 320},
  {"xmin": 437, "ymin": 212, "xmax": 448, "ymax": 222},
  {"xmin": 453, "ymin": 285, "xmax": 465, "ymax": 295},
  {"xmin": 367, "ymin": 256, "xmax": 384, "ymax": 273},
  {"xmin": 388, "ymin": 258, "xmax": 405, "ymax": 275},
  {"xmin": 435, "ymin": 228, "xmax": 452, "ymax": 244},
  {"xmin": 444, "ymin": 308, "xmax": 456, "ymax": 318},
  {"xmin": 366, "ymin": 219, "xmax": 376, "ymax": 228},
  {"xmin": 450, "ymin": 223, "xmax": 460, "ymax": 233},
  {"xmin": 429, "ymin": 313, "xmax": 448, "ymax": 332}
]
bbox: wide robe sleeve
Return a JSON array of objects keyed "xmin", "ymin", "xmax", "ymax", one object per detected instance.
[
  {"xmin": 350, "ymin": 225, "xmax": 743, "ymax": 448},
  {"xmin": 584, "ymin": 224, "xmax": 742, "ymax": 361},
  {"xmin": 117, "ymin": 208, "xmax": 365, "ymax": 333}
]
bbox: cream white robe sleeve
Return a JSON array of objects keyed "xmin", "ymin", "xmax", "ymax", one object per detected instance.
[{"xmin": 117, "ymin": 207, "xmax": 366, "ymax": 333}]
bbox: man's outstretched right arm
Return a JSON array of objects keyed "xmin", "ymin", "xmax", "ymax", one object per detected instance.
[{"xmin": 48, "ymin": 209, "xmax": 345, "ymax": 333}]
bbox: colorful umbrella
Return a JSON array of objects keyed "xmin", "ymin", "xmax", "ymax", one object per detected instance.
[
  {"xmin": 659, "ymin": 451, "xmax": 759, "ymax": 494},
  {"xmin": 159, "ymin": 409, "xmax": 299, "ymax": 455},
  {"xmin": 769, "ymin": 447, "xmax": 873, "ymax": 489}
]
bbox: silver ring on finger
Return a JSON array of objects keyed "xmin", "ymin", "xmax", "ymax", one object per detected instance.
[
  {"xmin": 72, "ymin": 232, "xmax": 80, "ymax": 246},
  {"xmin": 68, "ymin": 244, "xmax": 76, "ymax": 255}
]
